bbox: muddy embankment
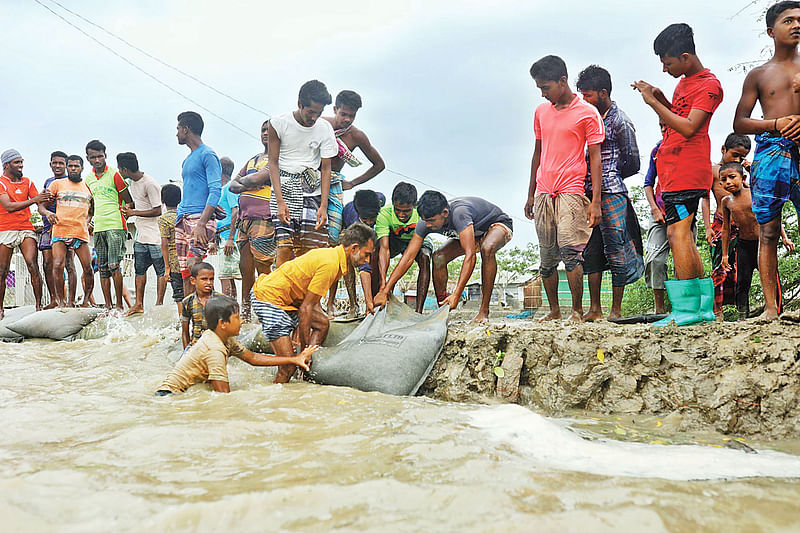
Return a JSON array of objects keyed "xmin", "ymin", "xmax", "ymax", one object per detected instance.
[{"xmin": 419, "ymin": 314, "xmax": 800, "ymax": 440}]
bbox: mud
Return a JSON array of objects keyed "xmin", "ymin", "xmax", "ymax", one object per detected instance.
[{"xmin": 419, "ymin": 312, "xmax": 800, "ymax": 440}]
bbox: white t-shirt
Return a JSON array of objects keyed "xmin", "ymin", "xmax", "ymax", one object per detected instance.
[
  {"xmin": 271, "ymin": 111, "xmax": 337, "ymax": 176},
  {"xmin": 128, "ymin": 173, "xmax": 162, "ymax": 245}
]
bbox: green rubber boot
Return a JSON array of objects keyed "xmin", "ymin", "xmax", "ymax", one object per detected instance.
[
  {"xmin": 697, "ymin": 278, "xmax": 716, "ymax": 322},
  {"xmin": 653, "ymin": 278, "xmax": 703, "ymax": 327}
]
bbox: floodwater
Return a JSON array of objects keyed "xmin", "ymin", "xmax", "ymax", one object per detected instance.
[{"xmin": 2, "ymin": 306, "xmax": 800, "ymax": 532}]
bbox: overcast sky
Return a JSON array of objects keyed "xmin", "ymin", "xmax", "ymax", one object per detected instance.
[{"xmin": 2, "ymin": 0, "xmax": 773, "ymax": 247}]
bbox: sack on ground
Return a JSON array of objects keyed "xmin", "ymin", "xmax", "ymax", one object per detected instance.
[
  {"xmin": 308, "ymin": 296, "xmax": 449, "ymax": 396},
  {"xmin": 6, "ymin": 308, "xmax": 103, "ymax": 340}
]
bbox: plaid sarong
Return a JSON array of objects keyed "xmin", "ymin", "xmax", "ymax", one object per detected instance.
[
  {"xmin": 296, "ymin": 195, "xmax": 329, "ymax": 255},
  {"xmin": 582, "ymin": 193, "xmax": 644, "ymax": 287},
  {"xmin": 271, "ymin": 170, "xmax": 305, "ymax": 249},
  {"xmin": 751, "ymin": 133, "xmax": 800, "ymax": 224},
  {"xmin": 236, "ymin": 218, "xmax": 276, "ymax": 264},
  {"xmin": 710, "ymin": 210, "xmax": 737, "ymax": 313}
]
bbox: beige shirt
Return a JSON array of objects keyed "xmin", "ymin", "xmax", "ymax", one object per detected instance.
[
  {"xmin": 128, "ymin": 173, "xmax": 162, "ymax": 245},
  {"xmin": 159, "ymin": 329, "xmax": 246, "ymax": 393}
]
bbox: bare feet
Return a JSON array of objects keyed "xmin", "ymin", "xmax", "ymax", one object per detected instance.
[
  {"xmin": 124, "ymin": 305, "xmax": 144, "ymax": 317},
  {"xmin": 472, "ymin": 310, "xmax": 490, "ymax": 323},
  {"xmin": 0, "ymin": 308, "xmax": 4, "ymax": 321},
  {"xmin": 43, "ymin": 301, "xmax": 58, "ymax": 310},
  {"xmin": 607, "ymin": 310, "xmax": 622, "ymax": 320},
  {"xmin": 569, "ymin": 310, "xmax": 583, "ymax": 322},
  {"xmin": 79, "ymin": 301, "xmax": 91, "ymax": 308},
  {"xmin": 538, "ymin": 310, "xmax": 561, "ymax": 322},
  {"xmin": 582, "ymin": 309, "xmax": 604, "ymax": 322},
  {"xmin": 345, "ymin": 307, "xmax": 359, "ymax": 319},
  {"xmin": 755, "ymin": 308, "xmax": 780, "ymax": 322},
  {"xmin": 35, "ymin": 305, "xmax": 43, "ymax": 312}
]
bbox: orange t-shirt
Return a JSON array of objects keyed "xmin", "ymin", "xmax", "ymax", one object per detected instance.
[
  {"xmin": 0, "ymin": 175, "xmax": 38, "ymax": 231},
  {"xmin": 48, "ymin": 179, "xmax": 92, "ymax": 241}
]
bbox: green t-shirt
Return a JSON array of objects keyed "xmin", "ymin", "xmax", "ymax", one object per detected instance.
[
  {"xmin": 86, "ymin": 166, "xmax": 128, "ymax": 232},
  {"xmin": 374, "ymin": 205, "xmax": 420, "ymax": 242}
]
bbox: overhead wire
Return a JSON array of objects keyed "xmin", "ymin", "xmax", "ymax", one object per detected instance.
[{"xmin": 34, "ymin": 0, "xmax": 533, "ymax": 226}]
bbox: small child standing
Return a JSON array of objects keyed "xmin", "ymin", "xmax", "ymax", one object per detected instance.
[
  {"xmin": 157, "ymin": 295, "xmax": 316, "ymax": 394},
  {"xmin": 719, "ymin": 162, "xmax": 793, "ymax": 319},
  {"xmin": 158, "ymin": 184, "xmax": 183, "ymax": 314},
  {"xmin": 181, "ymin": 262, "xmax": 224, "ymax": 349}
]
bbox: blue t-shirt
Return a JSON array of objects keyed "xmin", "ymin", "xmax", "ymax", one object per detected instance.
[
  {"xmin": 177, "ymin": 144, "xmax": 222, "ymax": 220},
  {"xmin": 41, "ymin": 176, "xmax": 63, "ymax": 232},
  {"xmin": 342, "ymin": 192, "xmax": 387, "ymax": 229},
  {"xmin": 217, "ymin": 182, "xmax": 238, "ymax": 241}
]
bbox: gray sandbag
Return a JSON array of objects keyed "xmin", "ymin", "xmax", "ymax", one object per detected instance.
[
  {"xmin": 6, "ymin": 308, "xmax": 103, "ymax": 340},
  {"xmin": 239, "ymin": 318, "xmax": 364, "ymax": 353},
  {"xmin": 308, "ymin": 295, "xmax": 449, "ymax": 396},
  {"xmin": 0, "ymin": 306, "xmax": 35, "ymax": 343}
]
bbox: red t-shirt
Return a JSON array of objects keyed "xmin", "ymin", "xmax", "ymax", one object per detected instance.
[
  {"xmin": 533, "ymin": 96, "xmax": 605, "ymax": 195},
  {"xmin": 656, "ymin": 69, "xmax": 723, "ymax": 193},
  {"xmin": 0, "ymin": 175, "xmax": 38, "ymax": 231}
]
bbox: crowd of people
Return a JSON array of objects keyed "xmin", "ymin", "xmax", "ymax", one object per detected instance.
[
  {"xmin": 526, "ymin": 5, "xmax": 800, "ymax": 326},
  {"xmin": 3, "ymin": 4, "xmax": 800, "ymax": 394}
]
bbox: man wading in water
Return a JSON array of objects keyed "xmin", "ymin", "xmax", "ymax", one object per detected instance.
[{"xmin": 733, "ymin": 0, "xmax": 800, "ymax": 321}]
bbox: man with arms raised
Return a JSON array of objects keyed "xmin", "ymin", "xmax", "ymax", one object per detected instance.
[
  {"xmin": 251, "ymin": 223, "xmax": 375, "ymax": 383},
  {"xmin": 733, "ymin": 1, "xmax": 800, "ymax": 320},
  {"xmin": 375, "ymin": 191, "xmax": 512, "ymax": 323}
]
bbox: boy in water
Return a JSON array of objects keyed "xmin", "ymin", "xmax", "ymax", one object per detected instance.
[
  {"xmin": 181, "ymin": 262, "xmax": 224, "ymax": 349},
  {"xmin": 376, "ymin": 192, "xmax": 512, "ymax": 322},
  {"xmin": 375, "ymin": 182, "xmax": 433, "ymax": 314},
  {"xmin": 633, "ymin": 23, "xmax": 723, "ymax": 288},
  {"xmin": 733, "ymin": 0, "xmax": 800, "ymax": 320},
  {"xmin": 701, "ymin": 134, "xmax": 752, "ymax": 317},
  {"xmin": 156, "ymin": 295, "xmax": 316, "ymax": 395},
  {"xmin": 159, "ymin": 184, "xmax": 183, "ymax": 314},
  {"xmin": 719, "ymin": 162, "xmax": 793, "ymax": 319}
]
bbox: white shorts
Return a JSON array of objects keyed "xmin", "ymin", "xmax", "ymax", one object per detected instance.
[{"xmin": 0, "ymin": 230, "xmax": 37, "ymax": 248}]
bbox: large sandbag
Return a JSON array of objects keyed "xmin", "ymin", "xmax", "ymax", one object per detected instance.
[
  {"xmin": 6, "ymin": 308, "xmax": 103, "ymax": 340},
  {"xmin": 0, "ymin": 306, "xmax": 35, "ymax": 343},
  {"xmin": 308, "ymin": 296, "xmax": 449, "ymax": 396},
  {"xmin": 239, "ymin": 318, "xmax": 364, "ymax": 353}
]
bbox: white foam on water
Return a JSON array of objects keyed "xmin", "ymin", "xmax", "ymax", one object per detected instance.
[{"xmin": 469, "ymin": 404, "xmax": 800, "ymax": 481}]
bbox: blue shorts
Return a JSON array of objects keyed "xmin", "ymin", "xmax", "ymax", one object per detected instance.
[
  {"xmin": 134, "ymin": 242, "xmax": 166, "ymax": 277},
  {"xmin": 251, "ymin": 296, "xmax": 299, "ymax": 342},
  {"xmin": 51, "ymin": 236, "xmax": 86, "ymax": 250}
]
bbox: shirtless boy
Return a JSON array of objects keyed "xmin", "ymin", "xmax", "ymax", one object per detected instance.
[
  {"xmin": 719, "ymin": 162, "xmax": 793, "ymax": 319},
  {"xmin": 701, "ymin": 134, "xmax": 751, "ymax": 317},
  {"xmin": 733, "ymin": 0, "xmax": 800, "ymax": 320}
]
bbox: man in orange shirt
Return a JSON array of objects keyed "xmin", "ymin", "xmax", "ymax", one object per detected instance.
[
  {"xmin": 0, "ymin": 149, "xmax": 52, "ymax": 319},
  {"xmin": 41, "ymin": 155, "xmax": 95, "ymax": 308}
]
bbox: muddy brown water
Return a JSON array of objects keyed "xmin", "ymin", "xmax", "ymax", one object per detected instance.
[{"xmin": 2, "ymin": 306, "xmax": 800, "ymax": 532}]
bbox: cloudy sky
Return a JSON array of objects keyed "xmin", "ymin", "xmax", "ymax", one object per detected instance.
[{"xmin": 2, "ymin": 0, "xmax": 773, "ymax": 247}]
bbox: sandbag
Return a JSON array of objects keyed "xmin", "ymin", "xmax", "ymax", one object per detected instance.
[
  {"xmin": 239, "ymin": 318, "xmax": 364, "ymax": 353},
  {"xmin": 308, "ymin": 295, "xmax": 449, "ymax": 396},
  {"xmin": 0, "ymin": 306, "xmax": 36, "ymax": 343},
  {"xmin": 6, "ymin": 308, "xmax": 103, "ymax": 340}
]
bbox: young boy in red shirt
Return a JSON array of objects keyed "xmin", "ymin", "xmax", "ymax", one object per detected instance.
[
  {"xmin": 633, "ymin": 23, "xmax": 723, "ymax": 281},
  {"xmin": 524, "ymin": 55, "xmax": 604, "ymax": 322},
  {"xmin": 633, "ymin": 23, "xmax": 723, "ymax": 324}
]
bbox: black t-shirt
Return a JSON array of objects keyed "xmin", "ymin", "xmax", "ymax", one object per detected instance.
[{"xmin": 415, "ymin": 197, "xmax": 512, "ymax": 240}]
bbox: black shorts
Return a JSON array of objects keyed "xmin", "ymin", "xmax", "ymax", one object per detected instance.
[
  {"xmin": 662, "ymin": 189, "xmax": 706, "ymax": 226},
  {"xmin": 170, "ymin": 272, "xmax": 184, "ymax": 303}
]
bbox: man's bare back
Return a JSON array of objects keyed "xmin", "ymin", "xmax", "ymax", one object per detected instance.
[{"xmin": 722, "ymin": 189, "xmax": 759, "ymax": 240}]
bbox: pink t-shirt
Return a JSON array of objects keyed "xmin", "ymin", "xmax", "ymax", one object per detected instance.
[{"xmin": 533, "ymin": 96, "xmax": 605, "ymax": 195}]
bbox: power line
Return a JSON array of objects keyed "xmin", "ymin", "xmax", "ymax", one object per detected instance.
[
  {"xmin": 43, "ymin": 0, "xmax": 271, "ymax": 118},
  {"xmin": 34, "ymin": 0, "xmax": 532, "ymax": 226},
  {"xmin": 33, "ymin": 0, "xmax": 258, "ymax": 141}
]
